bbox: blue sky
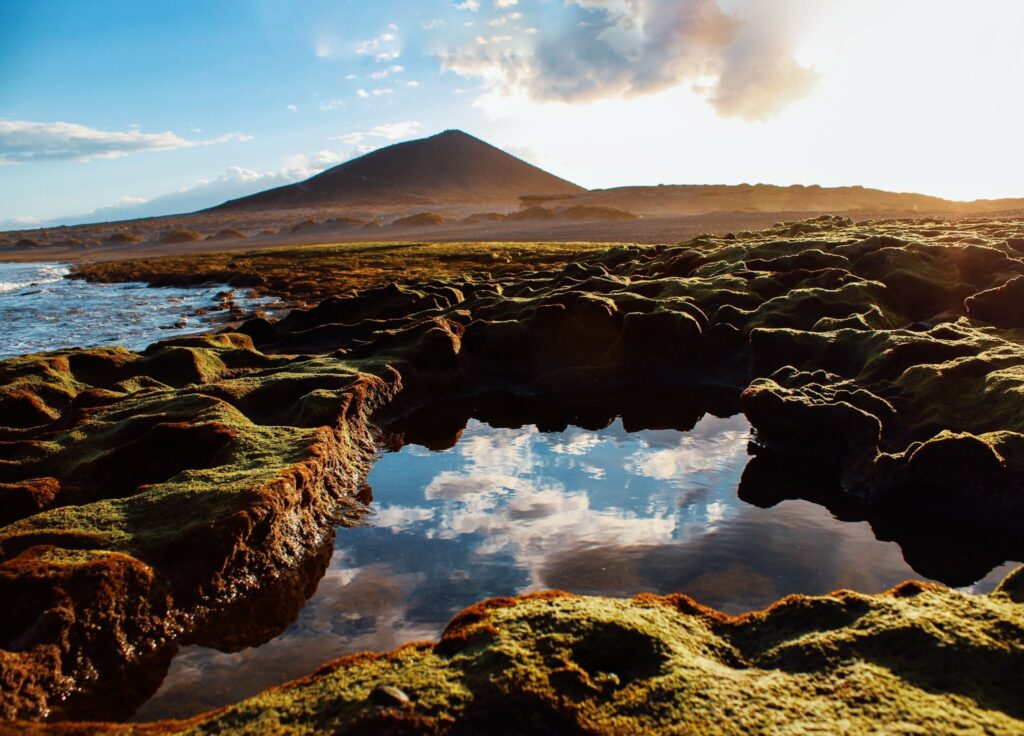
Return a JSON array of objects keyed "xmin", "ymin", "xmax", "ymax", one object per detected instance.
[{"xmin": 2, "ymin": 0, "xmax": 1024, "ymax": 227}]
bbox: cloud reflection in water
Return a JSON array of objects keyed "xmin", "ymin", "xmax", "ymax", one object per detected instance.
[{"xmin": 134, "ymin": 413, "xmax": 1017, "ymax": 721}]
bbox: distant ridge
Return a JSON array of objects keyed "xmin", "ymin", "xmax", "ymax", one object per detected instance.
[{"xmin": 213, "ymin": 130, "xmax": 585, "ymax": 211}]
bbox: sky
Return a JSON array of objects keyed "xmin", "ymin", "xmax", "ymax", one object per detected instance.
[{"xmin": 1, "ymin": 0, "xmax": 1023, "ymax": 228}]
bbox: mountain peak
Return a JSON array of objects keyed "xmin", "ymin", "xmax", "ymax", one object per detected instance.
[{"xmin": 215, "ymin": 130, "xmax": 584, "ymax": 211}]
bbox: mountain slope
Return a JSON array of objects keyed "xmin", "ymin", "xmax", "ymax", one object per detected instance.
[{"xmin": 214, "ymin": 130, "xmax": 585, "ymax": 211}]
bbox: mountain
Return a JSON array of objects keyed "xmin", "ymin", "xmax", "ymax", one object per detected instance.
[
  {"xmin": 561, "ymin": 184, "xmax": 1024, "ymax": 217},
  {"xmin": 213, "ymin": 130, "xmax": 586, "ymax": 211}
]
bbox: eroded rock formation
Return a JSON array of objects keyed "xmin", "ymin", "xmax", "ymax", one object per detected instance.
[
  {"xmin": 3, "ymin": 214, "xmax": 1024, "ymax": 728},
  {"xmin": 0, "ymin": 335, "xmax": 395, "ymax": 719}
]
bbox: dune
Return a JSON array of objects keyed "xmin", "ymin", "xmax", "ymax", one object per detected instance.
[
  {"xmin": 107, "ymin": 231, "xmax": 142, "ymax": 244},
  {"xmin": 289, "ymin": 220, "xmax": 318, "ymax": 234},
  {"xmin": 207, "ymin": 228, "xmax": 248, "ymax": 241},
  {"xmin": 390, "ymin": 212, "xmax": 447, "ymax": 227},
  {"xmin": 461, "ymin": 212, "xmax": 508, "ymax": 224},
  {"xmin": 158, "ymin": 229, "xmax": 202, "ymax": 244}
]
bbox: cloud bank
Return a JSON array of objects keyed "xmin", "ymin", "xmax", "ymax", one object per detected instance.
[
  {"xmin": 0, "ymin": 120, "xmax": 251, "ymax": 164},
  {"xmin": 24, "ymin": 151, "xmax": 345, "ymax": 228},
  {"xmin": 10, "ymin": 118, "xmax": 427, "ymax": 228},
  {"xmin": 438, "ymin": 0, "xmax": 817, "ymax": 120}
]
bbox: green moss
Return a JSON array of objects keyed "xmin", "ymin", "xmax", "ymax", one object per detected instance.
[{"xmin": 78, "ymin": 573, "xmax": 1017, "ymax": 735}]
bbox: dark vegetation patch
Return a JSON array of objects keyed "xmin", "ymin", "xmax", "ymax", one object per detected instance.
[
  {"xmin": 207, "ymin": 228, "xmax": 247, "ymax": 241},
  {"xmin": 158, "ymin": 230, "xmax": 202, "ymax": 244},
  {"xmin": 391, "ymin": 212, "xmax": 447, "ymax": 227},
  {"xmin": 107, "ymin": 231, "xmax": 142, "ymax": 244},
  {"xmin": 71, "ymin": 240, "xmax": 615, "ymax": 305}
]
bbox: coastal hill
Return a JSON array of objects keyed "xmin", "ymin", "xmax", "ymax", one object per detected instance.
[{"xmin": 213, "ymin": 129, "xmax": 586, "ymax": 211}]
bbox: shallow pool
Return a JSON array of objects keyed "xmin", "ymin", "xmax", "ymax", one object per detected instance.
[
  {"xmin": 133, "ymin": 412, "xmax": 1019, "ymax": 720},
  {"xmin": 0, "ymin": 261, "xmax": 278, "ymax": 359}
]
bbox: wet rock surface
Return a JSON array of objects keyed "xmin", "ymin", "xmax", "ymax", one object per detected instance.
[
  {"xmin": 3, "ymin": 214, "xmax": 1024, "ymax": 730},
  {"xmin": 0, "ymin": 334, "xmax": 395, "ymax": 719}
]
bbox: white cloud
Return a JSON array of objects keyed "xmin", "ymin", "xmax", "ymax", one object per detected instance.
[
  {"xmin": 36, "ymin": 150, "xmax": 354, "ymax": 226},
  {"xmin": 379, "ymin": 422, "xmax": 685, "ymax": 589},
  {"xmin": 0, "ymin": 214, "xmax": 42, "ymax": 229},
  {"xmin": 319, "ymin": 99, "xmax": 345, "ymax": 111},
  {"xmin": 456, "ymin": 0, "xmax": 480, "ymax": 10},
  {"xmin": 437, "ymin": 0, "xmax": 817, "ymax": 121},
  {"xmin": 422, "ymin": 19, "xmax": 444, "ymax": 30},
  {"xmin": 369, "ymin": 64, "xmax": 405, "ymax": 80},
  {"xmin": 335, "ymin": 121, "xmax": 422, "ymax": 147},
  {"xmin": 286, "ymin": 104, "xmax": 298, "ymax": 112},
  {"xmin": 625, "ymin": 415, "xmax": 750, "ymax": 482},
  {"xmin": 496, "ymin": 0, "xmax": 518, "ymax": 6},
  {"xmin": 279, "ymin": 149, "xmax": 350, "ymax": 179},
  {"xmin": 372, "ymin": 505, "xmax": 436, "ymax": 531},
  {"xmin": 550, "ymin": 431, "xmax": 602, "ymax": 456},
  {"xmin": 356, "ymin": 30, "xmax": 400, "ymax": 58},
  {"xmin": 0, "ymin": 119, "xmax": 251, "ymax": 164},
  {"xmin": 356, "ymin": 33, "xmax": 395, "ymax": 54}
]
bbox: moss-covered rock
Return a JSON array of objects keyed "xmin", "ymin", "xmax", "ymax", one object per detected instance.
[
  {"xmin": 0, "ymin": 335, "xmax": 398, "ymax": 719},
  {"xmin": 6, "ymin": 214, "xmax": 1024, "ymax": 726},
  {"xmin": 15, "ymin": 570, "xmax": 1023, "ymax": 734}
]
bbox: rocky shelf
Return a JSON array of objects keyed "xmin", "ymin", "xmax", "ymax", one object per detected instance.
[{"xmin": 3, "ymin": 214, "xmax": 1024, "ymax": 731}]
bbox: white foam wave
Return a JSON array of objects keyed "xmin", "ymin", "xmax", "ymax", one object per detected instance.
[{"xmin": 0, "ymin": 263, "xmax": 70, "ymax": 294}]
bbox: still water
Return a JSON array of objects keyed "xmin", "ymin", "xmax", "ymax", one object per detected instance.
[
  {"xmin": 0, "ymin": 261, "xmax": 277, "ymax": 359},
  {"xmin": 134, "ymin": 413, "xmax": 1018, "ymax": 720}
]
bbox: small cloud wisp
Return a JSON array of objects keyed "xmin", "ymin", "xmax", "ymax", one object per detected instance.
[{"xmin": 0, "ymin": 119, "xmax": 251, "ymax": 164}]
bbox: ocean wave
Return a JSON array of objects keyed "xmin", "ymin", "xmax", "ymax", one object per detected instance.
[{"xmin": 0, "ymin": 263, "xmax": 70, "ymax": 294}]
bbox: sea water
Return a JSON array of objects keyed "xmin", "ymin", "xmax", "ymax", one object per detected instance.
[{"xmin": 0, "ymin": 262, "xmax": 279, "ymax": 359}]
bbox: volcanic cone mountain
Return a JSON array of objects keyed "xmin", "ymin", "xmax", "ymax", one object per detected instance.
[{"xmin": 213, "ymin": 130, "xmax": 585, "ymax": 211}]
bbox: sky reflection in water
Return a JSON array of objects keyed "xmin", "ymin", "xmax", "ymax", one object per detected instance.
[{"xmin": 135, "ymin": 413, "xmax": 1018, "ymax": 720}]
